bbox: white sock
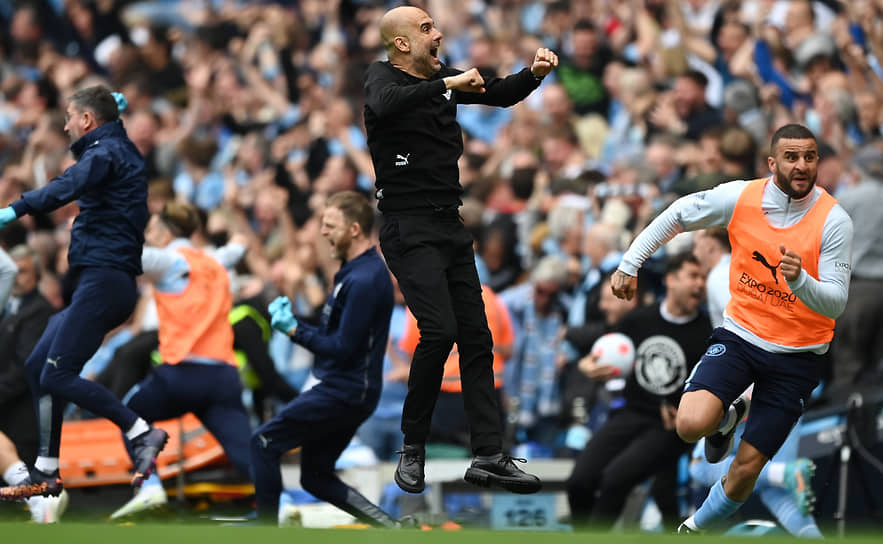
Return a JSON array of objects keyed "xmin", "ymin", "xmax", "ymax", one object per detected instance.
[
  {"xmin": 126, "ymin": 418, "xmax": 150, "ymax": 440},
  {"xmin": 766, "ymin": 462, "xmax": 786, "ymax": 487},
  {"xmin": 34, "ymin": 457, "xmax": 59, "ymax": 474},
  {"xmin": 3, "ymin": 461, "xmax": 30, "ymax": 485},
  {"xmin": 717, "ymin": 404, "xmax": 738, "ymax": 434}
]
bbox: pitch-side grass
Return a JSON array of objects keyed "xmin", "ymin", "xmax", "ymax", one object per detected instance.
[{"xmin": 2, "ymin": 522, "xmax": 883, "ymax": 544}]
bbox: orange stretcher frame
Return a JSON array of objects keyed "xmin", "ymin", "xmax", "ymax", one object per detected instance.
[{"xmin": 59, "ymin": 414, "xmax": 227, "ymax": 488}]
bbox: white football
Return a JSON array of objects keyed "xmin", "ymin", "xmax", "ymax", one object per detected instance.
[{"xmin": 590, "ymin": 332, "xmax": 636, "ymax": 378}]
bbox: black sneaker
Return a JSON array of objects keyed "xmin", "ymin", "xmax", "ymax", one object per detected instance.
[
  {"xmin": 464, "ymin": 453, "xmax": 541, "ymax": 494},
  {"xmin": 131, "ymin": 427, "xmax": 169, "ymax": 486},
  {"xmin": 705, "ymin": 393, "xmax": 751, "ymax": 463},
  {"xmin": 394, "ymin": 444, "xmax": 426, "ymax": 493},
  {"xmin": 0, "ymin": 468, "xmax": 63, "ymax": 501}
]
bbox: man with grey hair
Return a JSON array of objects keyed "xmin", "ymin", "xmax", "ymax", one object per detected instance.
[
  {"xmin": 0, "ymin": 245, "xmax": 61, "ymax": 521},
  {"xmin": 499, "ymin": 256, "xmax": 570, "ymax": 453},
  {"xmin": 830, "ymin": 141, "xmax": 883, "ymax": 387},
  {"xmin": 0, "ymin": 246, "xmax": 50, "ymax": 466},
  {"xmin": 722, "ymin": 80, "xmax": 766, "ymax": 146},
  {"xmin": 568, "ymin": 222, "xmax": 624, "ymax": 329}
]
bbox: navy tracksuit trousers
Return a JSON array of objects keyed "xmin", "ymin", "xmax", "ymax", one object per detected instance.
[
  {"xmin": 25, "ymin": 267, "xmax": 140, "ymax": 458},
  {"xmin": 121, "ymin": 362, "xmax": 252, "ymax": 477},
  {"xmin": 250, "ymin": 385, "xmax": 373, "ymax": 518}
]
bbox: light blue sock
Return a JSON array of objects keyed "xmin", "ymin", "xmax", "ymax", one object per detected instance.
[
  {"xmin": 759, "ymin": 487, "xmax": 823, "ymax": 538},
  {"xmin": 689, "ymin": 458, "xmax": 729, "ymax": 487},
  {"xmin": 142, "ymin": 473, "xmax": 162, "ymax": 488},
  {"xmin": 694, "ymin": 478, "xmax": 744, "ymax": 529}
]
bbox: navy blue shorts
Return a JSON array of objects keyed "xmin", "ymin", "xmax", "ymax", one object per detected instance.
[{"xmin": 684, "ymin": 328, "xmax": 822, "ymax": 458}]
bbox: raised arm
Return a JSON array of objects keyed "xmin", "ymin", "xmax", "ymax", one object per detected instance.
[
  {"xmin": 364, "ymin": 63, "xmax": 448, "ymax": 118},
  {"xmin": 458, "ymin": 48, "xmax": 558, "ymax": 107},
  {"xmin": 12, "ymin": 149, "xmax": 111, "ymax": 217},
  {"xmin": 611, "ymin": 181, "xmax": 746, "ymax": 299}
]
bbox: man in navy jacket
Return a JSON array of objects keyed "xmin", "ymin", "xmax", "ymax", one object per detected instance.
[
  {"xmin": 256, "ymin": 191, "xmax": 397, "ymax": 526},
  {"xmin": 0, "ymin": 86, "xmax": 168, "ymax": 502}
]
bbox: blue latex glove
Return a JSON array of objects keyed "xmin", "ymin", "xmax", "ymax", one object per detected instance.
[
  {"xmin": 0, "ymin": 207, "xmax": 17, "ymax": 229},
  {"xmin": 111, "ymin": 92, "xmax": 128, "ymax": 113},
  {"xmin": 269, "ymin": 296, "xmax": 298, "ymax": 335}
]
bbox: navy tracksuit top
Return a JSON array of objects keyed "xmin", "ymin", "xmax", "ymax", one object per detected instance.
[
  {"xmin": 12, "ymin": 120, "xmax": 148, "ymax": 276},
  {"xmin": 292, "ymin": 247, "xmax": 393, "ymax": 407}
]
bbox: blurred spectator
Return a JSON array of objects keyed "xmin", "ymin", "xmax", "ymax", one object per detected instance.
[
  {"xmin": 557, "ymin": 19, "xmax": 614, "ymax": 116},
  {"xmin": 477, "ymin": 214, "xmax": 524, "ymax": 293},
  {"xmin": 645, "ymin": 134, "xmax": 685, "ymax": 195},
  {"xmin": 125, "ymin": 109, "xmax": 163, "ymax": 180},
  {"xmin": 174, "ymin": 136, "xmax": 223, "ymax": 210},
  {"xmin": 650, "ymin": 70, "xmax": 721, "ymax": 141},
  {"xmin": 500, "ymin": 255, "xmax": 570, "ymax": 454},
  {"xmin": 601, "ymin": 66, "xmax": 657, "ymax": 164},
  {"xmin": 722, "ymin": 79, "xmax": 766, "ymax": 145},
  {"xmin": 130, "ymin": 24, "xmax": 186, "ymax": 101},
  {"xmin": 560, "ymin": 276, "xmax": 641, "ymax": 452},
  {"xmin": 567, "ymin": 222, "xmax": 625, "ymax": 328},
  {"xmin": 692, "ymin": 226, "xmax": 731, "ymax": 328},
  {"xmin": 0, "ymin": 245, "xmax": 52, "ymax": 467},
  {"xmin": 830, "ymin": 142, "xmax": 883, "ymax": 388},
  {"xmin": 815, "ymin": 140, "xmax": 845, "ymax": 194}
]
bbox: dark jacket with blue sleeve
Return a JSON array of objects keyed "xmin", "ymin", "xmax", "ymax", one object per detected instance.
[
  {"xmin": 291, "ymin": 247, "xmax": 394, "ymax": 407},
  {"xmin": 11, "ymin": 120, "xmax": 148, "ymax": 276}
]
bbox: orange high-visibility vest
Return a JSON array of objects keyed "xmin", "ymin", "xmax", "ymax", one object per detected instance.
[
  {"xmin": 400, "ymin": 285, "xmax": 513, "ymax": 392},
  {"xmin": 725, "ymin": 178, "xmax": 836, "ymax": 347},
  {"xmin": 153, "ymin": 246, "xmax": 236, "ymax": 365}
]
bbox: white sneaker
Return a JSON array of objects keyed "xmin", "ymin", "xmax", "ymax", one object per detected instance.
[
  {"xmin": 278, "ymin": 503, "xmax": 302, "ymax": 528},
  {"xmin": 110, "ymin": 484, "xmax": 168, "ymax": 519},
  {"xmin": 27, "ymin": 489, "xmax": 69, "ymax": 524}
]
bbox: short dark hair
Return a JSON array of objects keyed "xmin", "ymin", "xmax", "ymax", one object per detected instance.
[
  {"xmin": 36, "ymin": 77, "xmax": 59, "ymax": 109},
  {"xmin": 68, "ymin": 85, "xmax": 119, "ymax": 124},
  {"xmin": 665, "ymin": 252, "xmax": 700, "ymax": 276},
  {"xmin": 720, "ymin": 126, "xmax": 757, "ymax": 173},
  {"xmin": 325, "ymin": 191, "xmax": 375, "ymax": 235},
  {"xmin": 573, "ymin": 19, "xmax": 596, "ymax": 33},
  {"xmin": 9, "ymin": 244, "xmax": 42, "ymax": 280},
  {"xmin": 159, "ymin": 202, "xmax": 201, "ymax": 238},
  {"xmin": 770, "ymin": 124, "xmax": 817, "ymax": 154},
  {"xmin": 704, "ymin": 227, "xmax": 731, "ymax": 253},
  {"xmin": 682, "ymin": 69, "xmax": 709, "ymax": 88}
]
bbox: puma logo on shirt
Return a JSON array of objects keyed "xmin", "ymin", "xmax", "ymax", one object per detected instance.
[{"xmin": 752, "ymin": 251, "xmax": 779, "ymax": 284}]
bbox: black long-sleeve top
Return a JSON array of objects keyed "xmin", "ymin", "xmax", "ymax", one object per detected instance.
[{"xmin": 364, "ymin": 61, "xmax": 541, "ymax": 212}]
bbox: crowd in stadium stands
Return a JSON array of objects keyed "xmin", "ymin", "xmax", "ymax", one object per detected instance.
[{"xmin": 1, "ymin": 0, "xmax": 882, "ymax": 529}]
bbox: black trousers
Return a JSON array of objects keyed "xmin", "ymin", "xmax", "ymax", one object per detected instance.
[
  {"xmin": 379, "ymin": 211, "xmax": 501, "ymax": 454},
  {"xmin": 566, "ymin": 408, "xmax": 689, "ymax": 530}
]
